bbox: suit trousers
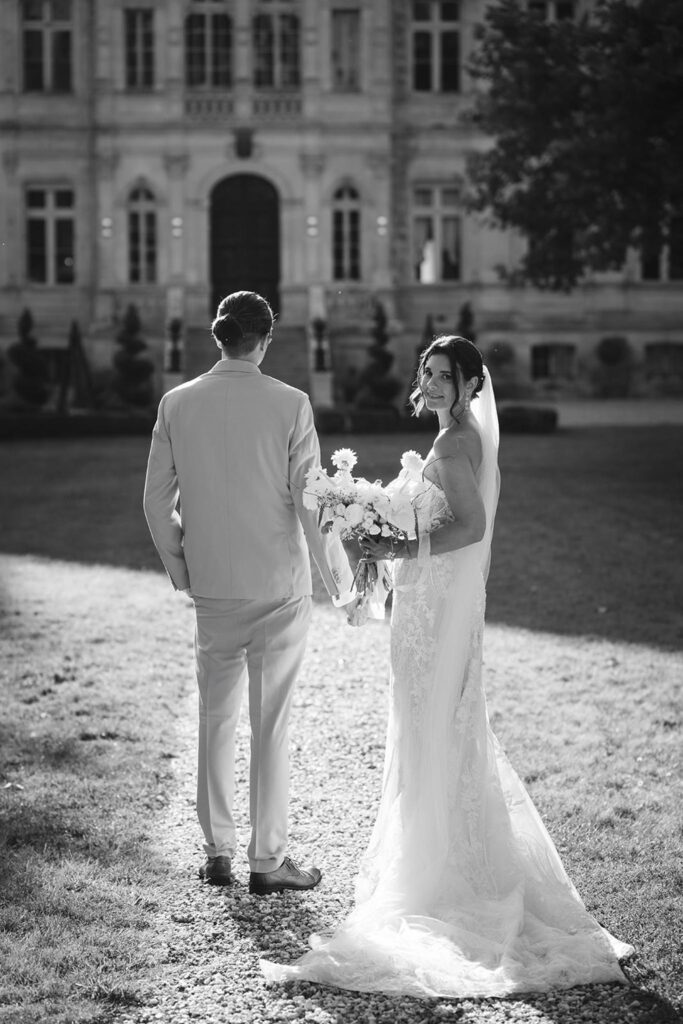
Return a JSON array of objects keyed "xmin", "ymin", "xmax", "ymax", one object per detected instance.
[{"xmin": 193, "ymin": 594, "xmax": 312, "ymax": 872}]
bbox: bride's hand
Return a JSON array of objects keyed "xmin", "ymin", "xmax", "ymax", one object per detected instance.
[{"xmin": 359, "ymin": 536, "xmax": 406, "ymax": 561}]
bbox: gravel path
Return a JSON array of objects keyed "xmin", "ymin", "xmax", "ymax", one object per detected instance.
[{"xmin": 105, "ymin": 597, "xmax": 677, "ymax": 1024}]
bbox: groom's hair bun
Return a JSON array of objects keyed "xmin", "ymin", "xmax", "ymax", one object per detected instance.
[
  {"xmin": 211, "ymin": 290, "xmax": 275, "ymax": 356},
  {"xmin": 212, "ymin": 313, "xmax": 243, "ymax": 347}
]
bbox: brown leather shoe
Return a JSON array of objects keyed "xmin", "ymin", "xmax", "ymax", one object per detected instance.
[
  {"xmin": 199, "ymin": 855, "xmax": 233, "ymax": 885},
  {"xmin": 249, "ymin": 855, "xmax": 322, "ymax": 895}
]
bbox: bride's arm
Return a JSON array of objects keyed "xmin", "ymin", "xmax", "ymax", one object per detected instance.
[
  {"xmin": 362, "ymin": 439, "xmax": 485, "ymax": 561},
  {"xmin": 422, "ymin": 448, "xmax": 486, "ymax": 556}
]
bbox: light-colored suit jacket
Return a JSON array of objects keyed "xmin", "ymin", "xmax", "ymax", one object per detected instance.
[{"xmin": 143, "ymin": 359, "xmax": 354, "ymax": 602}]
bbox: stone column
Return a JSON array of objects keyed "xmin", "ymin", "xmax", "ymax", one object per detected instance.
[
  {"xmin": 367, "ymin": 152, "xmax": 393, "ymax": 297},
  {"xmin": 1, "ymin": 151, "xmax": 20, "ymax": 292},
  {"xmin": 94, "ymin": 151, "xmax": 119, "ymax": 322}
]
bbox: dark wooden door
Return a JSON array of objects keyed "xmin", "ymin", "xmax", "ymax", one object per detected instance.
[{"xmin": 210, "ymin": 174, "xmax": 280, "ymax": 315}]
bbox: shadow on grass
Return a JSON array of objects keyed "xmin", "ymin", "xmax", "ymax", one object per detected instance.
[{"xmin": 0, "ymin": 428, "xmax": 682, "ymax": 649}]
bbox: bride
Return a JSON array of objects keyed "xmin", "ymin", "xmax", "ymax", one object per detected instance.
[{"xmin": 261, "ymin": 336, "xmax": 633, "ymax": 998}]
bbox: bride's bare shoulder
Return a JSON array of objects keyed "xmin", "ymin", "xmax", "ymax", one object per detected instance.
[{"xmin": 433, "ymin": 423, "xmax": 482, "ymax": 469}]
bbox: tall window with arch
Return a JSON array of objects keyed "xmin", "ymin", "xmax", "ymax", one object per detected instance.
[
  {"xmin": 412, "ymin": 184, "xmax": 461, "ymax": 283},
  {"xmin": 22, "ymin": 0, "xmax": 73, "ymax": 93},
  {"xmin": 253, "ymin": 1, "xmax": 300, "ymax": 89},
  {"xmin": 411, "ymin": 1, "xmax": 460, "ymax": 94},
  {"xmin": 185, "ymin": 1, "xmax": 233, "ymax": 88},
  {"xmin": 332, "ymin": 184, "xmax": 361, "ymax": 281},
  {"xmin": 128, "ymin": 185, "xmax": 157, "ymax": 284}
]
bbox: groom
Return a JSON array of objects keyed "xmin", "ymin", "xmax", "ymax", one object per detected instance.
[{"xmin": 143, "ymin": 290, "xmax": 354, "ymax": 894}]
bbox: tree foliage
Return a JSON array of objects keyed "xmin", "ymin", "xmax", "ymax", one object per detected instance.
[{"xmin": 466, "ymin": 0, "xmax": 683, "ymax": 289}]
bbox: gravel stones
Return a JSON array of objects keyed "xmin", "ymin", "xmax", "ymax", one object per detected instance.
[{"xmin": 106, "ymin": 601, "xmax": 672, "ymax": 1024}]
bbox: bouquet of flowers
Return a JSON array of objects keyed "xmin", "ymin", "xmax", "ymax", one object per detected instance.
[{"xmin": 303, "ymin": 448, "xmax": 420, "ymax": 625}]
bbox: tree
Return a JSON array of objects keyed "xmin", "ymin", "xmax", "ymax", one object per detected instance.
[
  {"xmin": 112, "ymin": 304, "xmax": 155, "ymax": 407},
  {"xmin": 466, "ymin": 0, "xmax": 683, "ymax": 290},
  {"xmin": 356, "ymin": 300, "xmax": 402, "ymax": 411},
  {"xmin": 456, "ymin": 301, "xmax": 476, "ymax": 342},
  {"xmin": 7, "ymin": 309, "xmax": 50, "ymax": 408}
]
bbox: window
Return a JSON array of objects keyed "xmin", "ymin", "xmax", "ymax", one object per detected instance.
[
  {"xmin": 253, "ymin": 2, "xmax": 300, "ymax": 89},
  {"xmin": 527, "ymin": 0, "xmax": 575, "ymax": 20},
  {"xmin": 531, "ymin": 343, "xmax": 576, "ymax": 380},
  {"xmin": 411, "ymin": 1, "xmax": 459, "ymax": 94},
  {"xmin": 26, "ymin": 187, "xmax": 75, "ymax": 284},
  {"xmin": 128, "ymin": 186, "xmax": 157, "ymax": 284},
  {"xmin": 331, "ymin": 9, "xmax": 360, "ymax": 92},
  {"xmin": 332, "ymin": 185, "xmax": 361, "ymax": 281},
  {"xmin": 185, "ymin": 4, "xmax": 232, "ymax": 88},
  {"xmin": 125, "ymin": 9, "xmax": 154, "ymax": 89},
  {"xmin": 639, "ymin": 217, "xmax": 683, "ymax": 282},
  {"xmin": 412, "ymin": 185, "xmax": 461, "ymax": 282},
  {"xmin": 22, "ymin": 0, "xmax": 72, "ymax": 93}
]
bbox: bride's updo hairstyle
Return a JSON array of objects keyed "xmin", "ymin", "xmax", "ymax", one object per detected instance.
[
  {"xmin": 410, "ymin": 335, "xmax": 485, "ymax": 418},
  {"xmin": 211, "ymin": 290, "xmax": 274, "ymax": 357}
]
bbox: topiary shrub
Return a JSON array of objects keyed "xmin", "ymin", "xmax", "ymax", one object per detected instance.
[
  {"xmin": 486, "ymin": 340, "xmax": 516, "ymax": 373},
  {"xmin": 7, "ymin": 309, "xmax": 50, "ymax": 408},
  {"xmin": 355, "ymin": 300, "xmax": 402, "ymax": 412},
  {"xmin": 456, "ymin": 301, "xmax": 476, "ymax": 342},
  {"xmin": 594, "ymin": 335, "xmax": 633, "ymax": 397},
  {"xmin": 485, "ymin": 340, "xmax": 534, "ymax": 400},
  {"xmin": 112, "ymin": 304, "xmax": 155, "ymax": 407}
]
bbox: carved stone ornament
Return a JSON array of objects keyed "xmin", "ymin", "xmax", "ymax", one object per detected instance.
[
  {"xmin": 299, "ymin": 153, "xmax": 326, "ymax": 179},
  {"xmin": 164, "ymin": 154, "xmax": 190, "ymax": 178},
  {"xmin": 234, "ymin": 128, "xmax": 253, "ymax": 160}
]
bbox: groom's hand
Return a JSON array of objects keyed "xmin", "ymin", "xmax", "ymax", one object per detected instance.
[{"xmin": 359, "ymin": 536, "xmax": 391, "ymax": 561}]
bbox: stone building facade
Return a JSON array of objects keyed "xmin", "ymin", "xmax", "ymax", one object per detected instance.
[{"xmin": 0, "ymin": 0, "xmax": 681, "ymax": 403}]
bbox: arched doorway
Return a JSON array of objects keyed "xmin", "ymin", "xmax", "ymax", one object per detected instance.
[{"xmin": 209, "ymin": 174, "xmax": 280, "ymax": 315}]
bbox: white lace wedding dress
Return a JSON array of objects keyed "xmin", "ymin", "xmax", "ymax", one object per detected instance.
[{"xmin": 261, "ymin": 375, "xmax": 633, "ymax": 998}]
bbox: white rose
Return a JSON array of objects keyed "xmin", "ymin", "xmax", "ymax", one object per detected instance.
[
  {"xmin": 344, "ymin": 503, "xmax": 365, "ymax": 526},
  {"xmin": 368, "ymin": 523, "xmax": 381, "ymax": 535}
]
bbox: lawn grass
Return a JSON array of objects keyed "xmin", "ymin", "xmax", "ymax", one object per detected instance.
[
  {"xmin": 0, "ymin": 427, "xmax": 681, "ymax": 1022},
  {"xmin": 0, "ymin": 559, "xmax": 191, "ymax": 1022},
  {"xmin": 0, "ymin": 425, "xmax": 681, "ymax": 646}
]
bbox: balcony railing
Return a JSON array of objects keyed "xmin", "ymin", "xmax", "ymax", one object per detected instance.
[
  {"xmin": 184, "ymin": 94, "xmax": 235, "ymax": 121},
  {"xmin": 252, "ymin": 93, "xmax": 302, "ymax": 119},
  {"xmin": 183, "ymin": 91, "xmax": 302, "ymax": 123}
]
